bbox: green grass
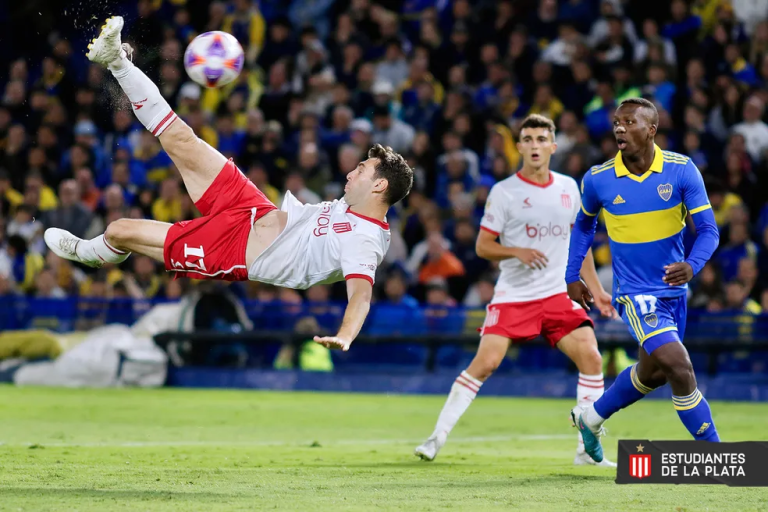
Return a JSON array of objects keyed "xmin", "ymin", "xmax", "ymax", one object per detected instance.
[{"xmin": 0, "ymin": 386, "xmax": 766, "ymax": 511}]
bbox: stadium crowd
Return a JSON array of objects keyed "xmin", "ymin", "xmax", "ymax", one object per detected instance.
[{"xmin": 2, "ymin": 0, "xmax": 768, "ymax": 316}]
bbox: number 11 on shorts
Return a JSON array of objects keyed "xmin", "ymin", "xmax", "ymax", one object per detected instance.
[
  {"xmin": 633, "ymin": 295, "xmax": 657, "ymax": 315},
  {"xmin": 184, "ymin": 244, "xmax": 206, "ymax": 271}
]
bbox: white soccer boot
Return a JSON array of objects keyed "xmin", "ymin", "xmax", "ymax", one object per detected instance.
[
  {"xmin": 86, "ymin": 16, "xmax": 131, "ymax": 66},
  {"xmin": 574, "ymin": 450, "xmax": 617, "ymax": 468},
  {"xmin": 414, "ymin": 431, "xmax": 447, "ymax": 461},
  {"xmin": 44, "ymin": 228, "xmax": 103, "ymax": 268}
]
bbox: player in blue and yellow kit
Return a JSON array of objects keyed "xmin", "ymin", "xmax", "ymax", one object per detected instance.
[{"xmin": 566, "ymin": 98, "xmax": 721, "ymax": 462}]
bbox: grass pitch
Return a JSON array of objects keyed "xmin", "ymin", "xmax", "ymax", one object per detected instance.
[{"xmin": 0, "ymin": 386, "xmax": 766, "ymax": 511}]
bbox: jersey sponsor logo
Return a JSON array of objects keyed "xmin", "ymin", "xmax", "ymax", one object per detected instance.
[
  {"xmin": 333, "ymin": 222, "xmax": 352, "ymax": 234},
  {"xmin": 132, "ymin": 98, "xmax": 148, "ymax": 110},
  {"xmin": 312, "ymin": 204, "xmax": 334, "ymax": 237},
  {"xmin": 484, "ymin": 213, "xmax": 495, "ymax": 223},
  {"xmin": 613, "ymin": 194, "xmax": 626, "ymax": 205},
  {"xmin": 657, "ymin": 183, "xmax": 673, "ymax": 201},
  {"xmin": 522, "ymin": 198, "xmax": 532, "ymax": 208},
  {"xmin": 525, "ymin": 222, "xmax": 570, "ymax": 240},
  {"xmin": 359, "ymin": 263, "xmax": 376, "ymax": 272},
  {"xmin": 561, "ymin": 193, "xmax": 571, "ymax": 209}
]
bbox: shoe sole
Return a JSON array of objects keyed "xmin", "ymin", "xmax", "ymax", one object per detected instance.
[
  {"xmin": 414, "ymin": 448, "xmax": 435, "ymax": 461},
  {"xmin": 86, "ymin": 16, "xmax": 123, "ymax": 61}
]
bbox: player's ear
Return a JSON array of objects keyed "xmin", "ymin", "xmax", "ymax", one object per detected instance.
[
  {"xmin": 373, "ymin": 177, "xmax": 388, "ymax": 194},
  {"xmin": 648, "ymin": 124, "xmax": 657, "ymax": 139}
]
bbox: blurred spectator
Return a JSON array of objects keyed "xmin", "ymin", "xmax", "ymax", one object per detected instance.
[
  {"xmin": 152, "ymin": 179, "xmax": 183, "ymax": 224},
  {"xmin": 724, "ymin": 280, "xmax": 761, "ymax": 313},
  {"xmin": 371, "ymin": 103, "xmax": 415, "ymax": 154},
  {"xmin": 42, "ymin": 180, "xmax": 93, "ymax": 239},
  {"xmin": 380, "ymin": 269, "xmax": 419, "ymax": 308},
  {"xmin": 34, "ymin": 267, "xmax": 65, "ymax": 298},
  {"xmin": 717, "ymin": 222, "xmax": 759, "ymax": 282},
  {"xmin": 222, "ymin": 0, "xmax": 266, "ymax": 65},
  {"xmin": 411, "ymin": 231, "xmax": 465, "ymax": 285},
  {"xmin": 732, "ymin": 96, "xmax": 768, "ymax": 163},
  {"xmin": 6, "ymin": 235, "xmax": 43, "ymax": 294}
]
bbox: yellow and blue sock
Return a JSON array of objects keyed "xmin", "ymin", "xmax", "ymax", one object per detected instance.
[
  {"xmin": 672, "ymin": 389, "xmax": 720, "ymax": 441},
  {"xmin": 593, "ymin": 364, "xmax": 653, "ymax": 420}
]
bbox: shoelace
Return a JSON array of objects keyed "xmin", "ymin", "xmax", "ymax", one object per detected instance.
[
  {"xmin": 122, "ymin": 43, "xmax": 134, "ymax": 62},
  {"xmin": 58, "ymin": 237, "xmax": 78, "ymax": 256}
]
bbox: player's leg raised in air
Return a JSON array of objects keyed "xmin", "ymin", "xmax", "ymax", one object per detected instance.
[
  {"xmin": 45, "ymin": 16, "xmax": 282, "ymax": 278},
  {"xmin": 573, "ymin": 296, "xmax": 720, "ymax": 463},
  {"xmin": 415, "ymin": 295, "xmax": 614, "ymax": 466}
]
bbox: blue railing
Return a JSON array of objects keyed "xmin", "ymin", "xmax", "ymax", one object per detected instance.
[{"xmin": 1, "ymin": 296, "xmax": 768, "ymax": 345}]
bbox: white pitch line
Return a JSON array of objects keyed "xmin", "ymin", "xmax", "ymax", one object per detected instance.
[{"xmin": 0, "ymin": 434, "xmax": 573, "ymax": 448}]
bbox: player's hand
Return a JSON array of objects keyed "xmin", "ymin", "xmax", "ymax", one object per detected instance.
[
  {"xmin": 313, "ymin": 335, "xmax": 351, "ymax": 351},
  {"xmin": 513, "ymin": 248, "xmax": 548, "ymax": 270},
  {"xmin": 567, "ymin": 280, "xmax": 593, "ymax": 311},
  {"xmin": 593, "ymin": 289, "xmax": 618, "ymax": 319},
  {"xmin": 663, "ymin": 262, "xmax": 693, "ymax": 286}
]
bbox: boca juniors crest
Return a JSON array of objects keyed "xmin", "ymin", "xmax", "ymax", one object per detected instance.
[
  {"xmin": 644, "ymin": 313, "xmax": 658, "ymax": 328},
  {"xmin": 657, "ymin": 183, "xmax": 673, "ymax": 201}
]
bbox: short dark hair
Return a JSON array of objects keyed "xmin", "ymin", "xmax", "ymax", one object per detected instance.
[
  {"xmin": 368, "ymin": 144, "xmax": 413, "ymax": 206},
  {"xmin": 519, "ymin": 114, "xmax": 556, "ymax": 137},
  {"xmin": 618, "ymin": 97, "xmax": 659, "ymax": 125}
]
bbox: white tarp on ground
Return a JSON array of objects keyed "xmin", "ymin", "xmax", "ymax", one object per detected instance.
[{"xmin": 13, "ymin": 303, "xmax": 182, "ymax": 388}]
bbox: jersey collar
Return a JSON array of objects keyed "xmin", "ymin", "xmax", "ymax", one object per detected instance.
[
  {"xmin": 515, "ymin": 171, "xmax": 554, "ymax": 188},
  {"xmin": 615, "ymin": 144, "xmax": 664, "ymax": 182},
  {"xmin": 347, "ymin": 207, "xmax": 389, "ymax": 229}
]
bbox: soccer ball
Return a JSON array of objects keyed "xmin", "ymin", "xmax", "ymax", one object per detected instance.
[{"xmin": 183, "ymin": 31, "xmax": 244, "ymax": 89}]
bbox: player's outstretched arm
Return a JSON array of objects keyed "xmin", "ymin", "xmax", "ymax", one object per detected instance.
[{"xmin": 314, "ymin": 277, "xmax": 373, "ymax": 351}]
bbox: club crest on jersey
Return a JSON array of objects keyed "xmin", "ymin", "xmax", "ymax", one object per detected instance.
[
  {"xmin": 644, "ymin": 313, "xmax": 658, "ymax": 328},
  {"xmin": 657, "ymin": 183, "xmax": 673, "ymax": 201},
  {"xmin": 561, "ymin": 193, "xmax": 571, "ymax": 209}
]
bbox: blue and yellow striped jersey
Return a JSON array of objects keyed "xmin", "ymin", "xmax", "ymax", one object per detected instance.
[{"xmin": 578, "ymin": 145, "xmax": 712, "ymax": 298}]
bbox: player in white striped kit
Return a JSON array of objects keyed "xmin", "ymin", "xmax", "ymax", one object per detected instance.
[{"xmin": 415, "ymin": 115, "xmax": 617, "ymax": 466}]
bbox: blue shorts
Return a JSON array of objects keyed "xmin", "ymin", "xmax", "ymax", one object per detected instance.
[{"xmin": 614, "ymin": 294, "xmax": 687, "ymax": 354}]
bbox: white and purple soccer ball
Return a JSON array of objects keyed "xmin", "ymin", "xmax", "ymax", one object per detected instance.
[{"xmin": 183, "ymin": 31, "xmax": 244, "ymax": 89}]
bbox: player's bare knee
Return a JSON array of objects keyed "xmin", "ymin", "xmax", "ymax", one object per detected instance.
[
  {"xmin": 666, "ymin": 360, "xmax": 696, "ymax": 390},
  {"xmin": 578, "ymin": 346, "xmax": 603, "ymax": 375},
  {"xmin": 105, "ymin": 219, "xmax": 132, "ymax": 247},
  {"xmin": 467, "ymin": 353, "xmax": 503, "ymax": 381}
]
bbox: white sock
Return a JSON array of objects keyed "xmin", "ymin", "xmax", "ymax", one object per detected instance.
[
  {"xmin": 109, "ymin": 58, "xmax": 177, "ymax": 136},
  {"xmin": 583, "ymin": 403, "xmax": 606, "ymax": 430},
  {"xmin": 432, "ymin": 370, "xmax": 483, "ymax": 438},
  {"xmin": 576, "ymin": 373, "xmax": 604, "ymax": 451},
  {"xmin": 76, "ymin": 234, "xmax": 131, "ymax": 264}
]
